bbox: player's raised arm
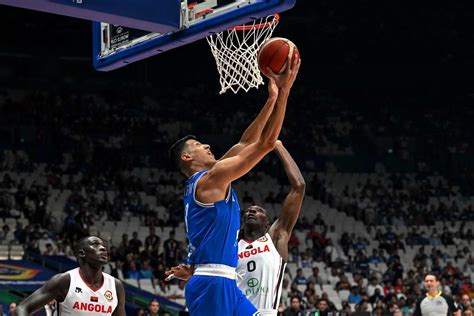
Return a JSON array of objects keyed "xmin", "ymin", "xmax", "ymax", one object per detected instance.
[
  {"xmin": 220, "ymin": 78, "xmax": 278, "ymax": 160},
  {"xmin": 200, "ymin": 50, "xmax": 301, "ymax": 200},
  {"xmin": 269, "ymin": 141, "xmax": 305, "ymax": 261},
  {"xmin": 14, "ymin": 273, "xmax": 69, "ymax": 316}
]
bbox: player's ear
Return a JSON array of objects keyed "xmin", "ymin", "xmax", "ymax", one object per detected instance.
[
  {"xmin": 181, "ymin": 152, "xmax": 193, "ymax": 162},
  {"xmin": 78, "ymin": 249, "xmax": 86, "ymax": 258}
]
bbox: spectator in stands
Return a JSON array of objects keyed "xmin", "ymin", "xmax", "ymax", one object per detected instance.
[
  {"xmin": 305, "ymin": 295, "xmax": 318, "ymax": 314},
  {"xmin": 464, "ymin": 309, "xmax": 473, "ymax": 316},
  {"xmin": 369, "ymin": 249, "xmax": 385, "ymax": 264},
  {"xmin": 348, "ymin": 286, "xmax": 362, "ymax": 304},
  {"xmin": 464, "ymin": 254, "xmax": 474, "ymax": 273},
  {"xmin": 126, "ymin": 261, "xmax": 140, "ymax": 279},
  {"xmin": 367, "ymin": 277, "xmax": 384, "ymax": 297},
  {"xmin": 154, "ymin": 262, "xmax": 167, "ymax": 281},
  {"xmin": 369, "ymin": 288, "xmax": 385, "ymax": 306},
  {"xmin": 336, "ymin": 275, "xmax": 351, "ymax": 291},
  {"xmin": 293, "ymin": 268, "xmax": 307, "ymax": 285},
  {"xmin": 280, "ymin": 279, "xmax": 291, "ymax": 306},
  {"xmin": 313, "ymin": 213, "xmax": 326, "ymax": 226},
  {"xmin": 43, "ymin": 243, "xmax": 55, "ymax": 256},
  {"xmin": 144, "ymin": 227, "xmax": 160, "ymax": 256},
  {"xmin": 8, "ymin": 302, "xmax": 16, "ymax": 316},
  {"xmin": 129, "ymin": 231, "xmax": 143, "ymax": 254},
  {"xmin": 307, "ymin": 267, "xmax": 324, "ymax": 286},
  {"xmin": 13, "ymin": 223, "xmax": 26, "ymax": 244},
  {"xmin": 0, "ymin": 225, "xmax": 12, "ymax": 243},
  {"xmin": 304, "ymin": 282, "xmax": 317, "ymax": 302},
  {"xmin": 118, "ymin": 233, "xmax": 131, "ymax": 258},
  {"xmin": 25, "ymin": 239, "xmax": 40, "ymax": 254},
  {"xmin": 355, "ymin": 300, "xmax": 369, "ymax": 313},
  {"xmin": 290, "ymin": 282, "xmax": 303, "ymax": 298},
  {"xmin": 111, "ymin": 259, "xmax": 125, "ymax": 280},
  {"xmin": 144, "ymin": 299, "xmax": 160, "ymax": 316},
  {"xmin": 163, "ymin": 231, "xmax": 178, "ymax": 268},
  {"xmin": 316, "ymin": 298, "xmax": 330, "ymax": 316},
  {"xmin": 324, "ymin": 238, "xmax": 342, "ymax": 264},
  {"xmin": 140, "ymin": 259, "xmax": 154, "ymax": 279},
  {"xmin": 283, "ymin": 296, "xmax": 304, "ymax": 316},
  {"xmin": 460, "ymin": 294, "xmax": 472, "ymax": 312},
  {"xmin": 354, "ymin": 251, "xmax": 370, "ymax": 276},
  {"xmin": 109, "ymin": 246, "xmax": 120, "ymax": 262},
  {"xmin": 353, "ymin": 237, "xmax": 368, "ymax": 252},
  {"xmin": 443, "ymin": 261, "xmax": 459, "ymax": 276},
  {"xmin": 300, "ymin": 251, "xmax": 313, "ymax": 268}
]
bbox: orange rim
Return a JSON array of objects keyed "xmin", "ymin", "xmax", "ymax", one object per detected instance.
[{"xmin": 231, "ymin": 13, "xmax": 279, "ymax": 31}]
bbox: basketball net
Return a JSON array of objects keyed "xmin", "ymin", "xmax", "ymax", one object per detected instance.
[{"xmin": 207, "ymin": 14, "xmax": 279, "ymax": 94}]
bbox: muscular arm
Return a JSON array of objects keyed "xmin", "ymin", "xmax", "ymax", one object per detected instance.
[
  {"xmin": 197, "ymin": 55, "xmax": 300, "ymax": 203},
  {"xmin": 14, "ymin": 273, "xmax": 69, "ymax": 316},
  {"xmin": 220, "ymin": 80, "xmax": 278, "ymax": 160},
  {"xmin": 112, "ymin": 279, "xmax": 126, "ymax": 316},
  {"xmin": 268, "ymin": 141, "xmax": 305, "ymax": 262}
]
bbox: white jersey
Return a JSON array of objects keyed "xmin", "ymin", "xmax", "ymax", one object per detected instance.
[
  {"xmin": 59, "ymin": 268, "xmax": 118, "ymax": 315},
  {"xmin": 237, "ymin": 233, "xmax": 286, "ymax": 316}
]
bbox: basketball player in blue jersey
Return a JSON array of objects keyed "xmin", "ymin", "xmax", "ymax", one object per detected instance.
[
  {"xmin": 168, "ymin": 48, "xmax": 300, "ymax": 316},
  {"xmin": 167, "ymin": 140, "xmax": 305, "ymax": 315}
]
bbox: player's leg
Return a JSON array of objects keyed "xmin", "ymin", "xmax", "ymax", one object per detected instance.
[
  {"xmin": 234, "ymin": 286, "xmax": 259, "ymax": 316},
  {"xmin": 185, "ymin": 276, "xmax": 236, "ymax": 316}
]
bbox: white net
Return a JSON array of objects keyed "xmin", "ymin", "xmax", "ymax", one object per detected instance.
[{"xmin": 207, "ymin": 15, "xmax": 279, "ymax": 94}]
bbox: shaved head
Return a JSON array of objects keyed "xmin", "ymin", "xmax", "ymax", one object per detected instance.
[{"xmin": 74, "ymin": 236, "xmax": 104, "ymax": 257}]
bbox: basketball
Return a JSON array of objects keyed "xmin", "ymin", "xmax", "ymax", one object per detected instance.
[{"xmin": 258, "ymin": 37, "xmax": 299, "ymax": 76}]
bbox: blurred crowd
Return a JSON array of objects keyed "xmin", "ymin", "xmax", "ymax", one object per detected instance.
[{"xmin": 0, "ymin": 86, "xmax": 473, "ymax": 316}]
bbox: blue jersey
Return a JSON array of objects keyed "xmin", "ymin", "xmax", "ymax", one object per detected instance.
[{"xmin": 184, "ymin": 170, "xmax": 241, "ymax": 267}]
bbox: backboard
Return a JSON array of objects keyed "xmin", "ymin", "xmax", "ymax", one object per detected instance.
[{"xmin": 93, "ymin": 0, "xmax": 296, "ymax": 71}]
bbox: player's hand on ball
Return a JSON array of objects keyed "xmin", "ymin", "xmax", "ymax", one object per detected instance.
[{"xmin": 266, "ymin": 46, "xmax": 301, "ymax": 92}]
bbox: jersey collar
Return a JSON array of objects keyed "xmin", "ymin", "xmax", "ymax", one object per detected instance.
[{"xmin": 426, "ymin": 291, "xmax": 442, "ymax": 299}]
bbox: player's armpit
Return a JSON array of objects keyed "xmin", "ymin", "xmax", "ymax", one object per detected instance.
[
  {"xmin": 112, "ymin": 279, "xmax": 126, "ymax": 316},
  {"xmin": 197, "ymin": 141, "xmax": 274, "ymax": 203}
]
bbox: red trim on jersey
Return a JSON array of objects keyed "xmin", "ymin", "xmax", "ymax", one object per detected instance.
[
  {"xmin": 79, "ymin": 269, "xmax": 105, "ymax": 292},
  {"xmin": 241, "ymin": 239, "xmax": 253, "ymax": 245}
]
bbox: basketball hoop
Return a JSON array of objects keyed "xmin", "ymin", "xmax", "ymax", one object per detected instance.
[{"xmin": 207, "ymin": 14, "xmax": 279, "ymax": 94}]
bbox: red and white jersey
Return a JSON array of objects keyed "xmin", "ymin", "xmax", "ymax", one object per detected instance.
[
  {"xmin": 237, "ymin": 233, "xmax": 286, "ymax": 316},
  {"xmin": 59, "ymin": 268, "xmax": 118, "ymax": 315}
]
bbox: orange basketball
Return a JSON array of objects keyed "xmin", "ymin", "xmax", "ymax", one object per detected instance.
[{"xmin": 258, "ymin": 37, "xmax": 299, "ymax": 76}]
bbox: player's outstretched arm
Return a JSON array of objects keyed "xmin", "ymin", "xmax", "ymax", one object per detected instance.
[
  {"xmin": 220, "ymin": 79, "xmax": 278, "ymax": 160},
  {"xmin": 258, "ymin": 48, "xmax": 300, "ymax": 148},
  {"xmin": 197, "ymin": 51, "xmax": 301, "ymax": 203},
  {"xmin": 112, "ymin": 279, "xmax": 126, "ymax": 316},
  {"xmin": 269, "ymin": 141, "xmax": 305, "ymax": 261},
  {"xmin": 14, "ymin": 273, "xmax": 69, "ymax": 316}
]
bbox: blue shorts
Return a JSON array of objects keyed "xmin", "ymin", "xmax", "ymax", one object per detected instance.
[{"xmin": 185, "ymin": 275, "xmax": 258, "ymax": 316}]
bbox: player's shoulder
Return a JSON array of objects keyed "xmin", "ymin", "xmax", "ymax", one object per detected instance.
[
  {"xmin": 415, "ymin": 295, "xmax": 426, "ymax": 304},
  {"xmin": 51, "ymin": 271, "xmax": 72, "ymax": 283},
  {"xmin": 440, "ymin": 292, "xmax": 455, "ymax": 302}
]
